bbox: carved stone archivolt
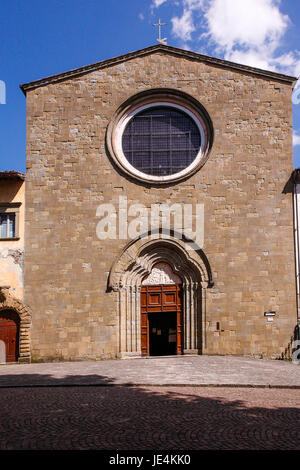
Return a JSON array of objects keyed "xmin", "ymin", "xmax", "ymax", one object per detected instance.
[
  {"xmin": 109, "ymin": 233, "xmax": 213, "ymax": 358},
  {"xmin": 0, "ymin": 286, "xmax": 31, "ymax": 363},
  {"xmin": 142, "ymin": 262, "xmax": 182, "ymax": 286}
]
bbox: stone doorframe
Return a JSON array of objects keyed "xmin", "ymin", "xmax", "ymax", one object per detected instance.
[
  {"xmin": 0, "ymin": 286, "xmax": 31, "ymax": 363},
  {"xmin": 108, "ymin": 233, "xmax": 213, "ymax": 358}
]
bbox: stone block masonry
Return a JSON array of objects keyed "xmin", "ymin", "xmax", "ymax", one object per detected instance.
[{"xmin": 24, "ymin": 47, "xmax": 297, "ymax": 361}]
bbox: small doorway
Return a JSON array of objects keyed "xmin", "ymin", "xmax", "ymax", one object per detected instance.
[
  {"xmin": 141, "ymin": 285, "xmax": 183, "ymax": 356},
  {"xmin": 149, "ymin": 311, "xmax": 177, "ymax": 356},
  {"xmin": 0, "ymin": 310, "xmax": 19, "ymax": 363}
]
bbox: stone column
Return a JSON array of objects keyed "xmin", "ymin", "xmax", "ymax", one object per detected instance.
[
  {"xmin": 183, "ymin": 281, "xmax": 201, "ymax": 355},
  {"xmin": 118, "ymin": 285, "xmax": 142, "ymax": 358}
]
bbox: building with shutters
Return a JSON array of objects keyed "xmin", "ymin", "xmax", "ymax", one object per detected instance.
[{"xmin": 0, "ymin": 171, "xmax": 31, "ymax": 363}]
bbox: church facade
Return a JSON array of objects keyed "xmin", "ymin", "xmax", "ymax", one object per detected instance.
[{"xmin": 20, "ymin": 44, "xmax": 298, "ymax": 362}]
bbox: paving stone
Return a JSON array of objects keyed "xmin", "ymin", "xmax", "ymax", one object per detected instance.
[
  {"xmin": 0, "ymin": 356, "xmax": 299, "ymax": 387},
  {"xmin": 0, "ymin": 385, "xmax": 299, "ymax": 450}
]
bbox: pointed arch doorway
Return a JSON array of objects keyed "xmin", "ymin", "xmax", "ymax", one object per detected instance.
[
  {"xmin": 141, "ymin": 263, "xmax": 183, "ymax": 356},
  {"xmin": 109, "ymin": 234, "xmax": 213, "ymax": 359}
]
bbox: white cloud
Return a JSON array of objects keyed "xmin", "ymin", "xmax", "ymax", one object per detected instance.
[
  {"xmin": 169, "ymin": 0, "xmax": 300, "ymax": 81},
  {"xmin": 152, "ymin": 0, "xmax": 168, "ymax": 7},
  {"xmin": 171, "ymin": 9, "xmax": 195, "ymax": 42},
  {"xmin": 202, "ymin": 0, "xmax": 289, "ymax": 54},
  {"xmin": 226, "ymin": 49, "xmax": 275, "ymax": 71},
  {"xmin": 182, "ymin": 0, "xmax": 205, "ymax": 8},
  {"xmin": 294, "ymin": 132, "xmax": 300, "ymax": 146}
]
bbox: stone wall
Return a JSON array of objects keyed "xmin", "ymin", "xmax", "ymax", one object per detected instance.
[{"xmin": 25, "ymin": 50, "xmax": 297, "ymax": 361}]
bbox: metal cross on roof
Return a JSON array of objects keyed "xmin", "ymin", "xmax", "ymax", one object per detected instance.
[{"xmin": 153, "ymin": 18, "xmax": 167, "ymax": 45}]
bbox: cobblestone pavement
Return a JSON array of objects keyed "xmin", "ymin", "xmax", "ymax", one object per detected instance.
[
  {"xmin": 0, "ymin": 355, "xmax": 299, "ymax": 387},
  {"xmin": 0, "ymin": 386, "xmax": 299, "ymax": 450}
]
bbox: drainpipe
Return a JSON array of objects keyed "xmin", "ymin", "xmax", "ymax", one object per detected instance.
[{"xmin": 292, "ymin": 169, "xmax": 300, "ymax": 327}]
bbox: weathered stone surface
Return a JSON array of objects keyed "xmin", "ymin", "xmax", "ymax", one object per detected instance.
[{"xmin": 24, "ymin": 50, "xmax": 297, "ymax": 361}]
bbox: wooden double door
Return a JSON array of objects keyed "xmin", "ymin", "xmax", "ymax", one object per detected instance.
[
  {"xmin": 0, "ymin": 310, "xmax": 19, "ymax": 362},
  {"xmin": 141, "ymin": 285, "xmax": 183, "ymax": 356}
]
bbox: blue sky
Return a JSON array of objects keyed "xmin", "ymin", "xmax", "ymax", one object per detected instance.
[{"xmin": 1, "ymin": 0, "xmax": 300, "ymax": 172}]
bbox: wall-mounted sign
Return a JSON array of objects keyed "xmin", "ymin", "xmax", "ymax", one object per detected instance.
[{"xmin": 264, "ymin": 311, "xmax": 276, "ymax": 317}]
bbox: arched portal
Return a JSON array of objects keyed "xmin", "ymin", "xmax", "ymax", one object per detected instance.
[
  {"xmin": 0, "ymin": 310, "xmax": 20, "ymax": 362},
  {"xmin": 0, "ymin": 287, "xmax": 31, "ymax": 363},
  {"xmin": 109, "ymin": 233, "xmax": 213, "ymax": 358}
]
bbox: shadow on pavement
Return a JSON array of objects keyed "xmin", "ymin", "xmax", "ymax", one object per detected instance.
[{"xmin": 0, "ymin": 372, "xmax": 299, "ymax": 451}]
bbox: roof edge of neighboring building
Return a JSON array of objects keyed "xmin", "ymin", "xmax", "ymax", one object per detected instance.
[
  {"xmin": 0, "ymin": 171, "xmax": 26, "ymax": 181},
  {"xmin": 19, "ymin": 44, "xmax": 298, "ymax": 95}
]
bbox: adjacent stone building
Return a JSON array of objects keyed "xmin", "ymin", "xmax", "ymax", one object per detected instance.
[{"xmin": 20, "ymin": 44, "xmax": 298, "ymax": 362}]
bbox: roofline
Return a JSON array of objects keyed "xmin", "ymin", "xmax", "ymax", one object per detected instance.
[
  {"xmin": 0, "ymin": 171, "xmax": 26, "ymax": 181},
  {"xmin": 19, "ymin": 44, "xmax": 298, "ymax": 95}
]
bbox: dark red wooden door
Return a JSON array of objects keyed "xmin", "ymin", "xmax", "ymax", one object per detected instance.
[
  {"xmin": 141, "ymin": 285, "xmax": 183, "ymax": 356},
  {"xmin": 0, "ymin": 310, "xmax": 19, "ymax": 362}
]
